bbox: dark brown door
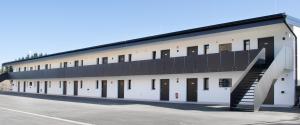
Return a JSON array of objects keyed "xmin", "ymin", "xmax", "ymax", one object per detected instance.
[
  {"xmin": 187, "ymin": 78, "xmax": 198, "ymax": 102},
  {"xmin": 118, "ymin": 80, "xmax": 124, "ymax": 98},
  {"xmin": 101, "ymin": 80, "xmax": 107, "ymax": 97},
  {"xmin": 187, "ymin": 46, "xmax": 198, "ymax": 56},
  {"xmin": 63, "ymin": 81, "xmax": 67, "ymax": 95},
  {"xmin": 17, "ymin": 82, "xmax": 20, "ymax": 92},
  {"xmin": 37, "ymin": 81, "xmax": 40, "ymax": 93},
  {"xmin": 161, "ymin": 50, "xmax": 170, "ymax": 59},
  {"xmin": 74, "ymin": 81, "xmax": 78, "ymax": 96},
  {"xmin": 258, "ymin": 37, "xmax": 274, "ymax": 65},
  {"xmin": 44, "ymin": 81, "xmax": 48, "ymax": 94},
  {"xmin": 160, "ymin": 79, "xmax": 169, "ymax": 101},
  {"xmin": 23, "ymin": 82, "xmax": 26, "ymax": 92}
]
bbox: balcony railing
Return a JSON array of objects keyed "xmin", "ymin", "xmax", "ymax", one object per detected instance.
[{"xmin": 8, "ymin": 49, "xmax": 260, "ymax": 79}]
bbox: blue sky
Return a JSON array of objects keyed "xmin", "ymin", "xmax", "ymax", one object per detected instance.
[{"xmin": 0, "ymin": 0, "xmax": 300, "ymax": 65}]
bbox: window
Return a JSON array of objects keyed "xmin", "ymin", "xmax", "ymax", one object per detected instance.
[
  {"xmin": 204, "ymin": 44, "xmax": 209, "ymax": 54},
  {"xmin": 80, "ymin": 80, "xmax": 83, "ymax": 88},
  {"xmin": 102, "ymin": 57, "xmax": 108, "ymax": 64},
  {"xmin": 118, "ymin": 55, "xmax": 125, "ymax": 63},
  {"xmin": 96, "ymin": 80, "xmax": 99, "ymax": 89},
  {"xmin": 243, "ymin": 39, "xmax": 250, "ymax": 51},
  {"xmin": 187, "ymin": 46, "xmax": 198, "ymax": 56},
  {"xmin": 49, "ymin": 64, "xmax": 51, "ymax": 69},
  {"xmin": 219, "ymin": 43, "xmax": 232, "ymax": 53},
  {"xmin": 18, "ymin": 68, "xmax": 21, "ymax": 72},
  {"xmin": 49, "ymin": 81, "xmax": 51, "ymax": 88},
  {"xmin": 219, "ymin": 78, "xmax": 232, "ymax": 87},
  {"xmin": 63, "ymin": 62, "xmax": 68, "ymax": 68},
  {"xmin": 74, "ymin": 60, "xmax": 79, "ymax": 67},
  {"xmin": 45, "ymin": 64, "xmax": 48, "ymax": 70},
  {"xmin": 151, "ymin": 79, "xmax": 155, "ymax": 90},
  {"xmin": 29, "ymin": 82, "xmax": 32, "ymax": 86},
  {"xmin": 152, "ymin": 51, "xmax": 156, "ymax": 60},
  {"xmin": 203, "ymin": 78, "xmax": 209, "ymax": 90},
  {"xmin": 128, "ymin": 80, "xmax": 131, "ymax": 90},
  {"xmin": 96, "ymin": 58, "xmax": 100, "ymax": 65},
  {"xmin": 24, "ymin": 67, "xmax": 26, "ymax": 71},
  {"xmin": 60, "ymin": 63, "xmax": 62, "ymax": 68},
  {"xmin": 81, "ymin": 60, "xmax": 84, "ymax": 66},
  {"xmin": 59, "ymin": 81, "xmax": 61, "ymax": 88},
  {"xmin": 30, "ymin": 67, "xmax": 33, "ymax": 71},
  {"xmin": 128, "ymin": 54, "xmax": 132, "ymax": 62},
  {"xmin": 37, "ymin": 65, "xmax": 40, "ymax": 70},
  {"xmin": 161, "ymin": 49, "xmax": 170, "ymax": 59}
]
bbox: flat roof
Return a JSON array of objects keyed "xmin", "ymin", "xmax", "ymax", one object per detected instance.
[{"xmin": 3, "ymin": 13, "xmax": 299, "ymax": 66}]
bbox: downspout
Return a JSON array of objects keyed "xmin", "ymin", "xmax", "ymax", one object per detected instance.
[{"xmin": 283, "ymin": 20, "xmax": 298, "ymax": 106}]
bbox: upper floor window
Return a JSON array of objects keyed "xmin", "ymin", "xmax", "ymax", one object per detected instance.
[
  {"xmin": 152, "ymin": 51, "xmax": 156, "ymax": 60},
  {"xmin": 161, "ymin": 49, "xmax": 170, "ymax": 59},
  {"xmin": 128, "ymin": 54, "xmax": 132, "ymax": 62},
  {"xmin": 204, "ymin": 44, "xmax": 209, "ymax": 55},
  {"xmin": 118, "ymin": 55, "xmax": 125, "ymax": 63},
  {"xmin": 243, "ymin": 39, "xmax": 250, "ymax": 51},
  {"xmin": 45, "ymin": 64, "xmax": 48, "ymax": 70},
  {"xmin": 96, "ymin": 58, "xmax": 100, "ymax": 65},
  {"xmin": 74, "ymin": 60, "xmax": 79, "ymax": 67},
  {"xmin": 102, "ymin": 57, "xmax": 108, "ymax": 64},
  {"xmin": 219, "ymin": 43, "xmax": 232, "ymax": 53},
  {"xmin": 187, "ymin": 46, "xmax": 198, "ymax": 56},
  {"xmin": 63, "ymin": 62, "xmax": 68, "ymax": 68}
]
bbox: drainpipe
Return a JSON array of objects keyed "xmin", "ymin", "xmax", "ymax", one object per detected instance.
[{"xmin": 283, "ymin": 20, "xmax": 298, "ymax": 106}]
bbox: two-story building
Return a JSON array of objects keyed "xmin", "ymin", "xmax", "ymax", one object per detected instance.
[{"xmin": 1, "ymin": 13, "xmax": 300, "ymax": 111}]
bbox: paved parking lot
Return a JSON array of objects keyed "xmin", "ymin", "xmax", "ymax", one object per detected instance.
[{"xmin": 0, "ymin": 92, "xmax": 299, "ymax": 125}]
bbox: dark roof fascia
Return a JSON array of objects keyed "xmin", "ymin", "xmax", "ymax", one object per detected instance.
[{"xmin": 2, "ymin": 13, "xmax": 287, "ymax": 66}]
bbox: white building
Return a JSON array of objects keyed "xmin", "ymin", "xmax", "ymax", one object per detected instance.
[{"xmin": 1, "ymin": 13, "xmax": 300, "ymax": 111}]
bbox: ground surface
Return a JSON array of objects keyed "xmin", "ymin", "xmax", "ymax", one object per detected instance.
[{"xmin": 0, "ymin": 92, "xmax": 299, "ymax": 125}]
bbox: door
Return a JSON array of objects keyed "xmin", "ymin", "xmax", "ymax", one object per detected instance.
[
  {"xmin": 36, "ymin": 81, "xmax": 40, "ymax": 93},
  {"xmin": 44, "ymin": 81, "xmax": 48, "ymax": 94},
  {"xmin": 63, "ymin": 81, "xmax": 67, "ymax": 95},
  {"xmin": 160, "ymin": 79, "xmax": 169, "ymax": 101},
  {"xmin": 74, "ymin": 81, "xmax": 78, "ymax": 96},
  {"xmin": 17, "ymin": 82, "xmax": 20, "ymax": 92},
  {"xmin": 23, "ymin": 82, "xmax": 26, "ymax": 92},
  {"xmin": 258, "ymin": 37, "xmax": 274, "ymax": 65},
  {"xmin": 101, "ymin": 80, "xmax": 107, "ymax": 97},
  {"xmin": 187, "ymin": 78, "xmax": 198, "ymax": 102},
  {"xmin": 161, "ymin": 50, "xmax": 170, "ymax": 59},
  {"xmin": 118, "ymin": 80, "xmax": 124, "ymax": 98}
]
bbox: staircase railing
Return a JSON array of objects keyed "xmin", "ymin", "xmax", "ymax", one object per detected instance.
[
  {"xmin": 254, "ymin": 46, "xmax": 293, "ymax": 111},
  {"xmin": 231, "ymin": 49, "xmax": 266, "ymax": 92}
]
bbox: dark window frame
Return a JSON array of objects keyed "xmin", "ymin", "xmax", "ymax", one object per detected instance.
[
  {"xmin": 80, "ymin": 80, "xmax": 83, "ymax": 89},
  {"xmin": 74, "ymin": 60, "xmax": 79, "ymax": 67},
  {"xmin": 219, "ymin": 78, "xmax": 232, "ymax": 87},
  {"xmin": 128, "ymin": 80, "xmax": 131, "ymax": 90},
  {"xmin": 152, "ymin": 51, "xmax": 156, "ymax": 60},
  {"xmin": 203, "ymin": 78, "xmax": 209, "ymax": 90},
  {"xmin": 96, "ymin": 58, "xmax": 100, "ymax": 65},
  {"xmin": 96, "ymin": 80, "xmax": 99, "ymax": 89},
  {"xmin": 204, "ymin": 44, "xmax": 209, "ymax": 55},
  {"xmin": 243, "ymin": 39, "xmax": 250, "ymax": 51},
  {"xmin": 128, "ymin": 54, "xmax": 132, "ymax": 62},
  {"xmin": 151, "ymin": 79, "xmax": 155, "ymax": 90},
  {"xmin": 160, "ymin": 49, "xmax": 170, "ymax": 59}
]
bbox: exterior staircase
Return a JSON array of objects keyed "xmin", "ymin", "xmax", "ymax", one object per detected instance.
[{"xmin": 230, "ymin": 63, "xmax": 267, "ymax": 111}]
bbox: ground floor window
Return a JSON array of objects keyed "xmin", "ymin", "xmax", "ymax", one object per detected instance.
[
  {"xmin": 219, "ymin": 78, "xmax": 232, "ymax": 87},
  {"xmin": 203, "ymin": 78, "xmax": 209, "ymax": 90}
]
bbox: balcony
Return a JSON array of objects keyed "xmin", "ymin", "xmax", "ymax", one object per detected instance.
[{"xmin": 8, "ymin": 49, "xmax": 260, "ymax": 79}]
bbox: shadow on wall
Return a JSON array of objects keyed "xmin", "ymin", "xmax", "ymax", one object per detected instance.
[{"xmin": 0, "ymin": 91, "xmax": 299, "ymax": 113}]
